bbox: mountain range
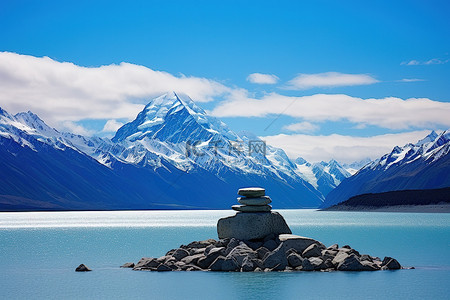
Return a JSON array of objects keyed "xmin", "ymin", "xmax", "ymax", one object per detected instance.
[
  {"xmin": 0, "ymin": 92, "xmax": 351, "ymax": 211},
  {"xmin": 322, "ymin": 130, "xmax": 450, "ymax": 208}
]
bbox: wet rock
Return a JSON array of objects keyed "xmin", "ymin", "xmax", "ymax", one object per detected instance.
[
  {"xmin": 337, "ymin": 254, "xmax": 365, "ymax": 271},
  {"xmin": 287, "ymin": 253, "xmax": 304, "ymax": 268},
  {"xmin": 381, "ymin": 257, "xmax": 402, "ymax": 270},
  {"xmin": 172, "ymin": 248, "xmax": 190, "ymax": 261},
  {"xmin": 226, "ymin": 244, "xmax": 257, "ymax": 266},
  {"xmin": 75, "ymin": 264, "xmax": 91, "ymax": 272},
  {"xmin": 302, "ymin": 244, "xmax": 322, "ymax": 258},
  {"xmin": 241, "ymin": 257, "xmax": 256, "ymax": 272},
  {"xmin": 156, "ymin": 264, "xmax": 172, "ymax": 272},
  {"xmin": 134, "ymin": 258, "xmax": 159, "ymax": 270},
  {"xmin": 256, "ymin": 247, "xmax": 270, "ymax": 260},
  {"xmin": 263, "ymin": 243, "xmax": 288, "ymax": 270},
  {"xmin": 279, "ymin": 234, "xmax": 325, "ymax": 254},
  {"xmin": 263, "ymin": 239, "xmax": 279, "ymax": 251},
  {"xmin": 120, "ymin": 262, "xmax": 135, "ymax": 268},
  {"xmin": 180, "ymin": 254, "xmax": 204, "ymax": 265}
]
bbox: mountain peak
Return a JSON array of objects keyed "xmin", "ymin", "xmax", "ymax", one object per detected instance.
[
  {"xmin": 416, "ymin": 130, "xmax": 439, "ymax": 146},
  {"xmin": 112, "ymin": 92, "xmax": 238, "ymax": 143}
]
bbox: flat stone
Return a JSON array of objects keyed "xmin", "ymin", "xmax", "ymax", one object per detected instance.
[
  {"xmin": 238, "ymin": 187, "xmax": 265, "ymax": 197},
  {"xmin": 238, "ymin": 196, "xmax": 272, "ymax": 206},
  {"xmin": 232, "ymin": 205, "xmax": 272, "ymax": 212},
  {"xmin": 217, "ymin": 211, "xmax": 292, "ymax": 240}
]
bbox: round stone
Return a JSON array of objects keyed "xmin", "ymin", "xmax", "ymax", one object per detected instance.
[
  {"xmin": 232, "ymin": 205, "xmax": 272, "ymax": 212},
  {"xmin": 238, "ymin": 187, "xmax": 265, "ymax": 197},
  {"xmin": 238, "ymin": 196, "xmax": 272, "ymax": 206}
]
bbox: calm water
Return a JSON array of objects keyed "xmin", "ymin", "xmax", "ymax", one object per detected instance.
[{"xmin": 1, "ymin": 210, "xmax": 449, "ymax": 299}]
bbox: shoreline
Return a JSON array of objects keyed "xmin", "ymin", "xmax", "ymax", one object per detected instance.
[{"xmin": 323, "ymin": 203, "xmax": 450, "ymax": 213}]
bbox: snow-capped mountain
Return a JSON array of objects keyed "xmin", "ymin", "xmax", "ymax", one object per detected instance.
[
  {"xmin": 0, "ymin": 92, "xmax": 325, "ymax": 211},
  {"xmin": 342, "ymin": 158, "xmax": 372, "ymax": 175},
  {"xmin": 294, "ymin": 158, "xmax": 351, "ymax": 196},
  {"xmin": 322, "ymin": 130, "xmax": 450, "ymax": 208}
]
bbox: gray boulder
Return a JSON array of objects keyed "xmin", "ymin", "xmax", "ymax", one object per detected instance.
[
  {"xmin": 381, "ymin": 257, "xmax": 401, "ymax": 270},
  {"xmin": 256, "ymin": 247, "xmax": 270, "ymax": 259},
  {"xmin": 134, "ymin": 258, "xmax": 159, "ymax": 270},
  {"xmin": 156, "ymin": 264, "xmax": 172, "ymax": 272},
  {"xmin": 301, "ymin": 258, "xmax": 314, "ymax": 271},
  {"xmin": 263, "ymin": 243, "xmax": 288, "ymax": 270},
  {"xmin": 180, "ymin": 253, "xmax": 204, "ymax": 265},
  {"xmin": 337, "ymin": 254, "xmax": 365, "ymax": 271},
  {"xmin": 210, "ymin": 256, "xmax": 240, "ymax": 271},
  {"xmin": 287, "ymin": 253, "xmax": 304, "ymax": 268},
  {"xmin": 241, "ymin": 257, "xmax": 256, "ymax": 272},
  {"xmin": 263, "ymin": 239, "xmax": 279, "ymax": 251},
  {"xmin": 279, "ymin": 234, "xmax": 325, "ymax": 254},
  {"xmin": 217, "ymin": 212, "xmax": 291, "ymax": 240},
  {"xmin": 198, "ymin": 247, "xmax": 226, "ymax": 269},
  {"xmin": 309, "ymin": 257, "xmax": 325, "ymax": 270},
  {"xmin": 302, "ymin": 244, "xmax": 322, "ymax": 258},
  {"xmin": 172, "ymin": 248, "xmax": 190, "ymax": 261},
  {"xmin": 226, "ymin": 244, "xmax": 257, "ymax": 266}
]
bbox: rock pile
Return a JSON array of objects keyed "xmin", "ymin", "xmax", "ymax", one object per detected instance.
[
  {"xmin": 132, "ymin": 234, "xmax": 401, "ymax": 272},
  {"xmin": 129, "ymin": 187, "xmax": 404, "ymax": 272}
]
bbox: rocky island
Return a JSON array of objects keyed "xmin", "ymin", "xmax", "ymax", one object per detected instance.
[{"xmin": 128, "ymin": 187, "xmax": 403, "ymax": 272}]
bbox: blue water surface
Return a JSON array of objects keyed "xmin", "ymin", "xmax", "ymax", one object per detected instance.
[{"xmin": 0, "ymin": 210, "xmax": 449, "ymax": 299}]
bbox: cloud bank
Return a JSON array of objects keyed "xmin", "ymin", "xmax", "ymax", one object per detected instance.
[
  {"xmin": 262, "ymin": 131, "xmax": 431, "ymax": 163},
  {"xmin": 285, "ymin": 72, "xmax": 378, "ymax": 90},
  {"xmin": 211, "ymin": 93, "xmax": 450, "ymax": 130},
  {"xmin": 0, "ymin": 52, "xmax": 230, "ymax": 126}
]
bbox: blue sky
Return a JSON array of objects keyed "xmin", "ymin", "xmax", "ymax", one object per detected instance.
[{"xmin": 0, "ymin": 0, "xmax": 449, "ymax": 162}]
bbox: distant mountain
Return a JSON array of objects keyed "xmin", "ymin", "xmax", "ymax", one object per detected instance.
[
  {"xmin": 294, "ymin": 158, "xmax": 351, "ymax": 197},
  {"xmin": 342, "ymin": 158, "xmax": 372, "ymax": 175},
  {"xmin": 321, "ymin": 130, "xmax": 450, "ymax": 208},
  {"xmin": 0, "ymin": 92, "xmax": 325, "ymax": 211}
]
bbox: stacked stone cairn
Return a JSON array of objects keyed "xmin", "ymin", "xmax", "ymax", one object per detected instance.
[
  {"xmin": 126, "ymin": 187, "xmax": 404, "ymax": 272},
  {"xmin": 232, "ymin": 187, "xmax": 272, "ymax": 212}
]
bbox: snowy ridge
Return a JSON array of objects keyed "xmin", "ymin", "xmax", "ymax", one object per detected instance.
[
  {"xmin": 364, "ymin": 130, "xmax": 450, "ymax": 171},
  {"xmin": 294, "ymin": 157, "xmax": 351, "ymax": 196},
  {"xmin": 322, "ymin": 130, "xmax": 450, "ymax": 208}
]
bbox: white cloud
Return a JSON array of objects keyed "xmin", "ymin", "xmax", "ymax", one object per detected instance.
[
  {"xmin": 61, "ymin": 121, "xmax": 95, "ymax": 136},
  {"xmin": 262, "ymin": 130, "xmax": 431, "ymax": 163},
  {"xmin": 401, "ymin": 58, "xmax": 449, "ymax": 66},
  {"xmin": 211, "ymin": 93, "xmax": 450, "ymax": 130},
  {"xmin": 246, "ymin": 73, "xmax": 279, "ymax": 84},
  {"xmin": 0, "ymin": 52, "xmax": 231, "ymax": 128},
  {"xmin": 285, "ymin": 72, "xmax": 378, "ymax": 90},
  {"xmin": 283, "ymin": 121, "xmax": 319, "ymax": 133},
  {"xmin": 102, "ymin": 119, "xmax": 124, "ymax": 132},
  {"xmin": 398, "ymin": 78, "xmax": 425, "ymax": 82}
]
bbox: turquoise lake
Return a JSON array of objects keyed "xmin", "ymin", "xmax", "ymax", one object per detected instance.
[{"xmin": 1, "ymin": 209, "xmax": 449, "ymax": 299}]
